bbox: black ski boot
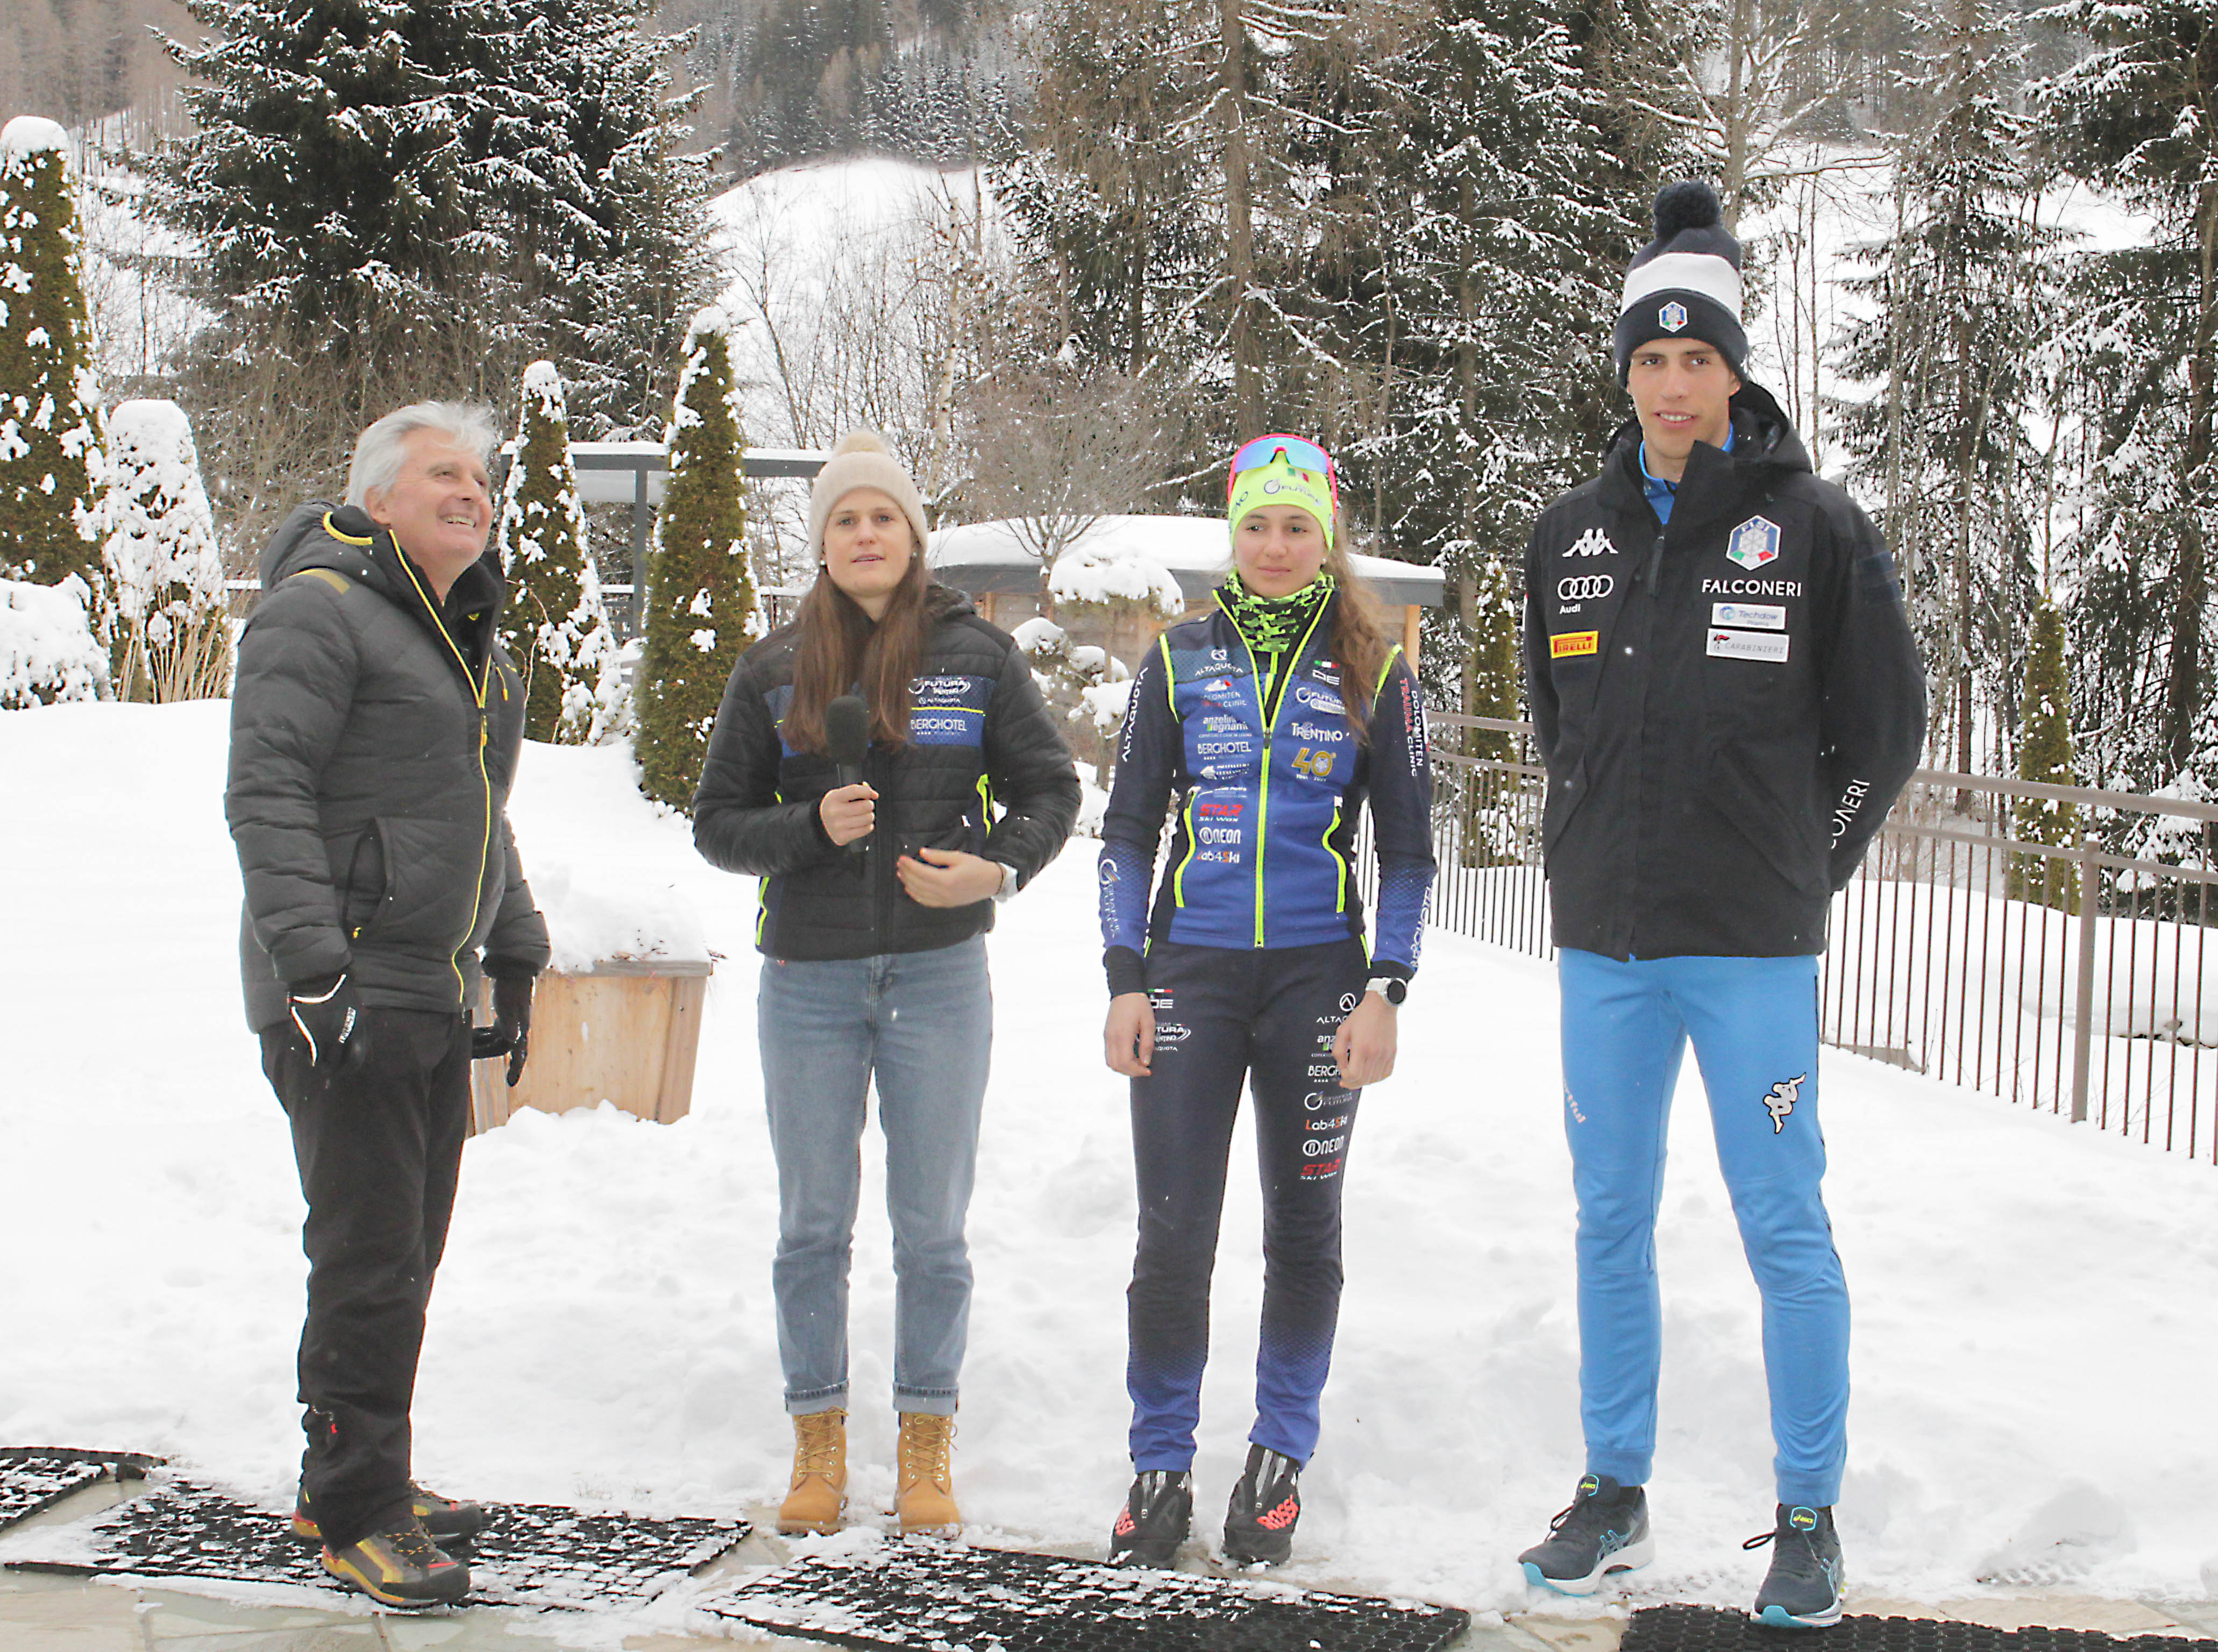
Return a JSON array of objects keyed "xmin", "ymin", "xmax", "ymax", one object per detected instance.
[
  {"xmin": 1518, "ymin": 1474, "xmax": 1654, "ymax": 1595},
  {"xmin": 1221, "ymin": 1445, "xmax": 1301, "ymax": 1567},
  {"xmin": 1748, "ymin": 1504, "xmax": 1844, "ymax": 1628},
  {"xmin": 1108, "ymin": 1470, "xmax": 1192, "ymax": 1568}
]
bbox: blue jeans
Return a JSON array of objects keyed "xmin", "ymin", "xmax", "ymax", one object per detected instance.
[
  {"xmin": 1558, "ymin": 949, "xmax": 1848, "ymax": 1507},
  {"xmin": 758, "ymin": 936, "xmax": 992, "ymax": 1416}
]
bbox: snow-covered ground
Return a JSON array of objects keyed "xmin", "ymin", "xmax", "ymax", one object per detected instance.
[{"xmin": 3, "ymin": 702, "xmax": 2217, "ymax": 1634}]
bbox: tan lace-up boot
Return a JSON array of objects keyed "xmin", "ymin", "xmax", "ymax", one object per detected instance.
[
  {"xmin": 777, "ymin": 1408, "xmax": 848, "ymax": 1535},
  {"xmin": 894, "ymin": 1411, "xmax": 961, "ymax": 1533}
]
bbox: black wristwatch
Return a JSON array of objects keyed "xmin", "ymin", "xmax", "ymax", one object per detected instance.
[{"xmin": 1365, "ymin": 975, "xmax": 1407, "ymax": 1006}]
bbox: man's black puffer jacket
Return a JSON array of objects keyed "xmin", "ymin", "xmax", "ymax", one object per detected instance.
[
  {"xmin": 228, "ymin": 501, "xmax": 551, "ymax": 1031},
  {"xmin": 1522, "ymin": 384, "xmax": 1926, "ymax": 960},
  {"xmin": 692, "ymin": 585, "xmax": 1082, "ymax": 960}
]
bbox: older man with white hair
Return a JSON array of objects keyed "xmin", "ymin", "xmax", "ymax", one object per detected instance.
[{"xmin": 225, "ymin": 403, "xmax": 550, "ymax": 1606}]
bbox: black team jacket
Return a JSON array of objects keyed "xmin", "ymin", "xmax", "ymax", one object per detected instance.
[
  {"xmin": 1522, "ymin": 383, "xmax": 1926, "ymax": 960},
  {"xmin": 692, "ymin": 585, "xmax": 1082, "ymax": 960},
  {"xmin": 228, "ymin": 501, "xmax": 550, "ymax": 1031}
]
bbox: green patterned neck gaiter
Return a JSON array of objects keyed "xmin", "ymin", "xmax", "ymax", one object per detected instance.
[{"xmin": 1220, "ymin": 569, "xmax": 1335, "ymax": 657}]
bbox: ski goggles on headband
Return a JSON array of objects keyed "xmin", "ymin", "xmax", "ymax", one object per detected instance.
[{"xmin": 1226, "ymin": 434, "xmax": 1340, "ymax": 510}]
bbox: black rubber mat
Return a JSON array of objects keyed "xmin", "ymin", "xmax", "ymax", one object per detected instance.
[
  {"xmin": 3, "ymin": 1471, "xmax": 748, "ymax": 1611},
  {"xmin": 700, "ymin": 1538, "xmax": 1470, "ymax": 1651},
  {"xmin": 0, "ymin": 1448, "xmax": 162, "ymax": 1534},
  {"xmin": 1623, "ymin": 1604, "xmax": 2216, "ymax": 1652}
]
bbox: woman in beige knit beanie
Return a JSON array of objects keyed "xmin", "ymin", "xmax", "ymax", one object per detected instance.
[{"xmin": 691, "ymin": 429, "xmax": 1083, "ymax": 1541}]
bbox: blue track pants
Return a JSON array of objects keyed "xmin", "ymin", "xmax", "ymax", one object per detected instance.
[{"xmin": 1558, "ymin": 949, "xmax": 1847, "ymax": 1507}]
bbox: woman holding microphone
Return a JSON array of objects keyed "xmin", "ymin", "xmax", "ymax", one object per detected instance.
[
  {"xmin": 1098, "ymin": 435, "xmax": 1434, "ymax": 1569},
  {"xmin": 694, "ymin": 431, "xmax": 1080, "ymax": 1537}
]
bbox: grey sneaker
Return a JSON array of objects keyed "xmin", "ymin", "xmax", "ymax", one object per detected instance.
[
  {"xmin": 1747, "ymin": 1504, "xmax": 1844, "ymax": 1628},
  {"xmin": 1518, "ymin": 1474, "xmax": 1654, "ymax": 1595}
]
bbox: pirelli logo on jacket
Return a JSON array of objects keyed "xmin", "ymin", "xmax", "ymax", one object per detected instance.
[{"xmin": 1551, "ymin": 630, "xmax": 1599, "ymax": 659}]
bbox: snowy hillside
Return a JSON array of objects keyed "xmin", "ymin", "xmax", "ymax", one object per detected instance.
[{"xmin": 3, "ymin": 702, "xmax": 2217, "ymax": 1632}]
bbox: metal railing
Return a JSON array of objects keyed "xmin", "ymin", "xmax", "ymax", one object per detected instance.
[{"xmin": 1420, "ymin": 712, "xmax": 2218, "ymax": 1164}]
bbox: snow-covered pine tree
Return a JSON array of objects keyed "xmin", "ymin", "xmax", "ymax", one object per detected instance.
[
  {"xmin": 151, "ymin": 0, "xmax": 719, "ymax": 539},
  {"xmin": 1337, "ymin": 0, "xmax": 1650, "ymax": 841},
  {"xmin": 497, "ymin": 362, "xmax": 618, "ymax": 744},
  {"xmin": 1835, "ymin": 0, "xmax": 2055, "ymax": 777},
  {"xmin": 2008, "ymin": 596, "xmax": 2078, "ymax": 909},
  {"xmin": 2039, "ymin": 0, "xmax": 2218, "ymax": 793},
  {"xmin": 523, "ymin": 0, "xmax": 722, "ymax": 438},
  {"xmin": 99, "ymin": 399, "xmax": 229, "ymax": 703},
  {"xmin": 637, "ymin": 310, "xmax": 762, "ymax": 809},
  {"xmin": 0, "ymin": 116, "xmax": 104, "ymax": 600}
]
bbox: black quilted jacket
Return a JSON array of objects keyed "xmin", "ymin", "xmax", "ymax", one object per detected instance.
[
  {"xmin": 226, "ymin": 501, "xmax": 550, "ymax": 1031},
  {"xmin": 692, "ymin": 586, "xmax": 1082, "ymax": 961}
]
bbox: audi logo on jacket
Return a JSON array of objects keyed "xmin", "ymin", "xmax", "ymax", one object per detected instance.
[{"xmin": 1521, "ymin": 383, "xmax": 1926, "ymax": 960}]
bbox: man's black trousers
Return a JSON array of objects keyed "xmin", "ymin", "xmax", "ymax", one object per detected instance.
[
  {"xmin": 1125, "ymin": 937, "xmax": 1366, "ymax": 1472},
  {"xmin": 260, "ymin": 1008, "xmax": 471, "ymax": 1550}
]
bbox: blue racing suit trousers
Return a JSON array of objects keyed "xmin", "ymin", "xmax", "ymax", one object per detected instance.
[
  {"xmin": 1125, "ymin": 938, "xmax": 1368, "ymax": 1471},
  {"xmin": 1557, "ymin": 948, "xmax": 1847, "ymax": 1508}
]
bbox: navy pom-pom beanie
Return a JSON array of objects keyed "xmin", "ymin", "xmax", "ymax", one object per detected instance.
[{"xmin": 1613, "ymin": 179, "xmax": 1747, "ymax": 383}]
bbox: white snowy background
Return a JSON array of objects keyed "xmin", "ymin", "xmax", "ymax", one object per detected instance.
[{"xmin": 2, "ymin": 701, "xmax": 2215, "ymax": 1634}]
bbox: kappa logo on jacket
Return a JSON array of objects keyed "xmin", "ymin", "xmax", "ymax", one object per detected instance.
[{"xmin": 1565, "ymin": 528, "xmax": 1616, "ymax": 559}]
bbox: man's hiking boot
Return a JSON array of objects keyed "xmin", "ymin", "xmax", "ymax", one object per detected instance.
[
  {"xmin": 1108, "ymin": 1470, "xmax": 1192, "ymax": 1568},
  {"xmin": 1518, "ymin": 1474, "xmax": 1654, "ymax": 1595},
  {"xmin": 1221, "ymin": 1445, "xmax": 1302, "ymax": 1567},
  {"xmin": 293, "ymin": 1484, "xmax": 486, "ymax": 1548},
  {"xmin": 321, "ymin": 1519, "xmax": 469, "ymax": 1607}
]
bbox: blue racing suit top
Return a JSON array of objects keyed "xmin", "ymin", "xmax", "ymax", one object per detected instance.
[{"xmin": 1098, "ymin": 587, "xmax": 1435, "ymax": 994}]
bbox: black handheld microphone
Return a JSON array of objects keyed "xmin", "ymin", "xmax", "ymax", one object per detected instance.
[{"xmin": 824, "ymin": 693, "xmax": 871, "ymax": 856}]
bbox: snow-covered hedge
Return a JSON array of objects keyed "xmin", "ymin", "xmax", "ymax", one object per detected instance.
[
  {"xmin": 99, "ymin": 398, "xmax": 229, "ymax": 701},
  {"xmin": 1, "ymin": 574, "xmax": 106, "ymax": 706}
]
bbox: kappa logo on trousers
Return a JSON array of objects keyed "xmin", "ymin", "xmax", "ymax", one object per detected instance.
[{"xmin": 1763, "ymin": 1073, "xmax": 1807, "ymax": 1133}]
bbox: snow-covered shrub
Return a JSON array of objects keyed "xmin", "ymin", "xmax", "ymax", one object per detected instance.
[
  {"xmin": 1047, "ymin": 539, "xmax": 1182, "ymax": 620},
  {"xmin": 1, "ymin": 575, "xmax": 105, "ymax": 706},
  {"xmin": 1015, "ymin": 614, "xmax": 1132, "ymax": 796},
  {"xmin": 99, "ymin": 399, "xmax": 228, "ymax": 702},
  {"xmin": 497, "ymin": 362, "xmax": 617, "ymax": 745},
  {"xmin": 0, "ymin": 116, "xmax": 105, "ymax": 600},
  {"xmin": 637, "ymin": 309, "xmax": 765, "ymax": 809}
]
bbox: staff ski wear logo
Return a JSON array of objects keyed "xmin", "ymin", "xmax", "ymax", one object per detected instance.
[
  {"xmin": 1559, "ymin": 575, "xmax": 1613, "ymax": 603},
  {"xmin": 1763, "ymin": 1073, "xmax": 1807, "ymax": 1133},
  {"xmin": 1565, "ymin": 528, "xmax": 1616, "ymax": 559},
  {"xmin": 1552, "ymin": 631, "xmax": 1599, "ymax": 659},
  {"xmin": 1659, "ymin": 301, "xmax": 1689, "ymax": 332},
  {"xmin": 1726, "ymin": 516, "xmax": 1782, "ymax": 570}
]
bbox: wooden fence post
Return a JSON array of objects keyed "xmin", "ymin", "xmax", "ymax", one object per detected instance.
[{"xmin": 2070, "ymin": 832, "xmax": 2100, "ymax": 1124}]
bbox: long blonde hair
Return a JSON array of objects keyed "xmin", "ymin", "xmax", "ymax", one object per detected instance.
[{"xmin": 1320, "ymin": 539, "xmax": 1398, "ymax": 742}]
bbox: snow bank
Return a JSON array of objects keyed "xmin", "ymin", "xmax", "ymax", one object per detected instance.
[
  {"xmin": 3, "ymin": 703, "xmax": 2217, "ymax": 1626},
  {"xmin": 0, "ymin": 576, "xmax": 105, "ymax": 706}
]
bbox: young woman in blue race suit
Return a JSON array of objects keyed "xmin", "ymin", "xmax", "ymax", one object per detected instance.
[
  {"xmin": 1096, "ymin": 435, "xmax": 1435, "ymax": 1569},
  {"xmin": 693, "ymin": 431, "xmax": 1080, "ymax": 1542}
]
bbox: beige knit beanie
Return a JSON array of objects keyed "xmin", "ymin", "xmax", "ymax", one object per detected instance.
[{"xmin": 808, "ymin": 430, "xmax": 930, "ymax": 559}]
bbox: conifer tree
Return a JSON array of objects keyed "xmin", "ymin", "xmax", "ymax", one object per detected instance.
[
  {"xmin": 99, "ymin": 400, "xmax": 229, "ymax": 703},
  {"xmin": 637, "ymin": 310, "xmax": 762, "ymax": 808},
  {"xmin": 0, "ymin": 116, "xmax": 104, "ymax": 600},
  {"xmin": 2009, "ymin": 596, "xmax": 2078, "ymax": 909},
  {"xmin": 1836, "ymin": 0, "xmax": 2054, "ymax": 775},
  {"xmin": 2038, "ymin": 0, "xmax": 2218, "ymax": 793},
  {"xmin": 497, "ymin": 362, "xmax": 618, "ymax": 744}
]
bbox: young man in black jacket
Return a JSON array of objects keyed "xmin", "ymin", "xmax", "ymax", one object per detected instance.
[
  {"xmin": 227, "ymin": 403, "xmax": 550, "ymax": 1608},
  {"xmin": 1514, "ymin": 183, "xmax": 1925, "ymax": 1627}
]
